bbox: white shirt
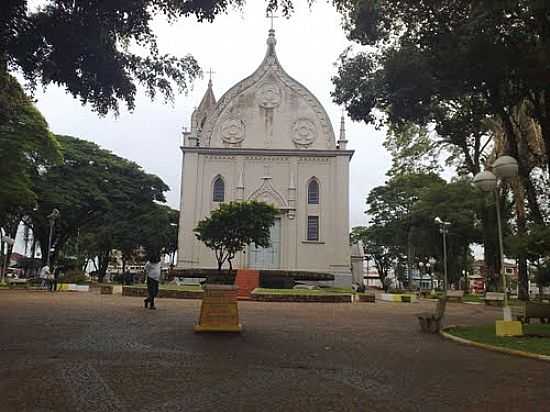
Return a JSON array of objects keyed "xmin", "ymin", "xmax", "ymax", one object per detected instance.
[
  {"xmin": 144, "ymin": 262, "xmax": 161, "ymax": 281},
  {"xmin": 39, "ymin": 265, "xmax": 50, "ymax": 279}
]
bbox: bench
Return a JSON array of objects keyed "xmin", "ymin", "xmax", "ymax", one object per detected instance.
[
  {"xmin": 446, "ymin": 290, "xmax": 464, "ymax": 303},
  {"xmin": 483, "ymin": 292, "xmax": 505, "ymax": 306},
  {"xmin": 7, "ymin": 278, "xmax": 28, "ymax": 289},
  {"xmin": 511, "ymin": 302, "xmax": 550, "ymax": 324},
  {"xmin": 417, "ymin": 298, "xmax": 447, "ymax": 333}
]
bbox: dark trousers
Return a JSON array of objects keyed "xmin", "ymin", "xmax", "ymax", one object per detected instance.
[
  {"xmin": 48, "ymin": 279, "xmax": 57, "ymax": 292},
  {"xmin": 146, "ymin": 277, "xmax": 159, "ymax": 307}
]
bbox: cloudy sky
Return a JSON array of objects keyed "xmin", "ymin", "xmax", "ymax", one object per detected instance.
[{"xmin": 32, "ymin": 1, "xmax": 391, "ymax": 229}]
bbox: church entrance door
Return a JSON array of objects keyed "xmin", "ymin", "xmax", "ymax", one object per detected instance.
[{"xmin": 248, "ymin": 218, "xmax": 281, "ymax": 269}]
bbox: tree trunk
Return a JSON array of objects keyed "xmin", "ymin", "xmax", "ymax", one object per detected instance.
[
  {"xmin": 511, "ymin": 178, "xmax": 530, "ymax": 301},
  {"xmin": 481, "ymin": 201, "xmax": 499, "ymax": 291}
]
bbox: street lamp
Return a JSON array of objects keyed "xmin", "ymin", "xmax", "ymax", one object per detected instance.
[
  {"xmin": 473, "ymin": 155, "xmax": 519, "ymax": 320},
  {"xmin": 46, "ymin": 209, "xmax": 60, "ymax": 268},
  {"xmin": 1, "ymin": 235, "xmax": 15, "ymax": 284},
  {"xmin": 418, "ymin": 261, "xmax": 424, "ymax": 289},
  {"xmin": 434, "ymin": 217, "xmax": 450, "ymax": 297},
  {"xmin": 428, "ymin": 257, "xmax": 436, "ymax": 291}
]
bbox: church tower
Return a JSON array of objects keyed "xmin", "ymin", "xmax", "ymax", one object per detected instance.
[{"xmin": 177, "ymin": 28, "xmax": 354, "ymax": 285}]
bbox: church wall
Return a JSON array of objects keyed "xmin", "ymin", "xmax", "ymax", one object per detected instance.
[{"xmin": 177, "ymin": 150, "xmax": 351, "ymax": 276}]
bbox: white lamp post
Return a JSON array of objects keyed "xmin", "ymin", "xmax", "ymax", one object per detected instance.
[
  {"xmin": 434, "ymin": 217, "xmax": 450, "ymax": 298},
  {"xmin": 428, "ymin": 257, "xmax": 436, "ymax": 291},
  {"xmin": 473, "ymin": 155, "xmax": 519, "ymax": 321},
  {"xmin": 46, "ymin": 209, "xmax": 60, "ymax": 268}
]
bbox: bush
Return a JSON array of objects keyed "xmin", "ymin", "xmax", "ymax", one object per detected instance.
[{"xmin": 60, "ymin": 270, "xmax": 88, "ymax": 284}]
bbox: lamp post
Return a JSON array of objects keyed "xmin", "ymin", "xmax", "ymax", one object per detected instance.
[
  {"xmin": 435, "ymin": 217, "xmax": 450, "ymax": 297},
  {"xmin": 428, "ymin": 257, "xmax": 437, "ymax": 292},
  {"xmin": 1, "ymin": 235, "xmax": 15, "ymax": 284},
  {"xmin": 418, "ymin": 261, "xmax": 424, "ymax": 290},
  {"xmin": 46, "ymin": 209, "xmax": 60, "ymax": 268},
  {"xmin": 473, "ymin": 155, "xmax": 519, "ymax": 321}
]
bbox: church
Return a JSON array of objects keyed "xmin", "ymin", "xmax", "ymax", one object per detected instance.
[{"xmin": 177, "ymin": 28, "xmax": 354, "ymax": 285}]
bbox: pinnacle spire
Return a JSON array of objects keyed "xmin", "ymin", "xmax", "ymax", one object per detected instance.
[{"xmin": 338, "ymin": 109, "xmax": 348, "ymax": 149}]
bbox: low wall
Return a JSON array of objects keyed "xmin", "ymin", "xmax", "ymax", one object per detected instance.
[
  {"xmin": 380, "ymin": 293, "xmax": 417, "ymax": 303},
  {"xmin": 251, "ymin": 292, "xmax": 352, "ymax": 303},
  {"xmin": 58, "ymin": 284, "xmax": 89, "ymax": 292},
  {"xmin": 122, "ymin": 286, "xmax": 203, "ymax": 300}
]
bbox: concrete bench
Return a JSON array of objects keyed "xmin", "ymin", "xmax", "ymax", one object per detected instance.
[
  {"xmin": 511, "ymin": 302, "xmax": 550, "ymax": 324},
  {"xmin": 483, "ymin": 292, "xmax": 505, "ymax": 306},
  {"xmin": 446, "ymin": 290, "xmax": 464, "ymax": 303},
  {"xmin": 7, "ymin": 279, "xmax": 28, "ymax": 289},
  {"xmin": 417, "ymin": 298, "xmax": 447, "ymax": 333}
]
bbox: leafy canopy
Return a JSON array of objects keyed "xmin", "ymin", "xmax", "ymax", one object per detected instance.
[
  {"xmin": 194, "ymin": 201, "xmax": 278, "ymax": 272},
  {"xmin": 1, "ymin": 0, "xmax": 298, "ymax": 115},
  {"xmin": 0, "ymin": 73, "xmax": 61, "ymax": 219}
]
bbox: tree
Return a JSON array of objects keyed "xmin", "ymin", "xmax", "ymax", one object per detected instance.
[
  {"xmin": 351, "ymin": 225, "xmax": 398, "ymax": 292},
  {"xmin": 27, "ymin": 134, "xmax": 169, "ymax": 268},
  {"xmin": 136, "ymin": 204, "xmax": 179, "ymax": 262},
  {"xmin": 366, "ymin": 172, "xmax": 446, "ymax": 286},
  {"xmin": 1, "ymin": 0, "xmax": 295, "ymax": 115},
  {"xmin": 364, "ymin": 174, "xmax": 484, "ymax": 289},
  {"xmin": 0, "ymin": 73, "xmax": 61, "ymax": 220},
  {"xmin": 331, "ymin": 0, "xmax": 550, "ymax": 296},
  {"xmin": 194, "ymin": 201, "xmax": 278, "ymax": 273}
]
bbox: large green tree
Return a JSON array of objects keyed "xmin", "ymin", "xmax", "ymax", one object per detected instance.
[
  {"xmin": 27, "ymin": 134, "xmax": 169, "ymax": 266},
  {"xmin": 0, "ymin": 0, "xmax": 296, "ymax": 115},
  {"xmin": 332, "ymin": 0, "xmax": 549, "ymax": 298},
  {"xmin": 0, "ymin": 73, "xmax": 61, "ymax": 219},
  {"xmin": 194, "ymin": 201, "xmax": 278, "ymax": 273},
  {"xmin": 365, "ymin": 173, "xmax": 483, "ymax": 289}
]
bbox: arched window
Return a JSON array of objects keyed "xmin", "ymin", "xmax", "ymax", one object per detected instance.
[
  {"xmin": 308, "ymin": 179, "xmax": 319, "ymax": 204},
  {"xmin": 213, "ymin": 176, "xmax": 225, "ymax": 202}
]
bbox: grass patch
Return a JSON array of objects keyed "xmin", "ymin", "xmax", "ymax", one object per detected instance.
[
  {"xmin": 253, "ymin": 287, "xmax": 352, "ymax": 296},
  {"xmin": 463, "ymin": 294, "xmax": 483, "ymax": 303},
  {"xmin": 126, "ymin": 284, "xmax": 203, "ymax": 291},
  {"xmin": 447, "ymin": 324, "xmax": 550, "ymax": 356}
]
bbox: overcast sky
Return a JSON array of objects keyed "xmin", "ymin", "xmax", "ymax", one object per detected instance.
[{"xmin": 31, "ymin": 1, "xmax": 391, "ymax": 229}]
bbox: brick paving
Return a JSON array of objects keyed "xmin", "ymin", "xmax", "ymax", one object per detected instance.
[{"xmin": 0, "ymin": 290, "xmax": 549, "ymax": 412}]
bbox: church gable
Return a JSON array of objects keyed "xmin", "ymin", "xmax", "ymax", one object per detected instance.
[{"xmin": 199, "ymin": 29, "xmax": 336, "ymax": 151}]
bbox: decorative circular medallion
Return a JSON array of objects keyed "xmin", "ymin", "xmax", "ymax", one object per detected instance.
[
  {"xmin": 292, "ymin": 119, "xmax": 317, "ymax": 146},
  {"xmin": 258, "ymin": 83, "xmax": 281, "ymax": 109},
  {"xmin": 221, "ymin": 119, "xmax": 245, "ymax": 144}
]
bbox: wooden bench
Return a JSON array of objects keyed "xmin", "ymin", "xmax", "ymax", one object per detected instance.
[
  {"xmin": 417, "ymin": 298, "xmax": 447, "ymax": 333},
  {"xmin": 483, "ymin": 292, "xmax": 505, "ymax": 306},
  {"xmin": 511, "ymin": 302, "xmax": 550, "ymax": 324},
  {"xmin": 446, "ymin": 290, "xmax": 464, "ymax": 303}
]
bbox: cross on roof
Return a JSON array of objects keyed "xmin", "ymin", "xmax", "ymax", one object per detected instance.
[
  {"xmin": 266, "ymin": 10, "xmax": 279, "ymax": 30},
  {"xmin": 207, "ymin": 68, "xmax": 215, "ymax": 81}
]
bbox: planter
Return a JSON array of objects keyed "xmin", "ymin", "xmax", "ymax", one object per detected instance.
[
  {"xmin": 357, "ymin": 293, "xmax": 376, "ymax": 303},
  {"xmin": 380, "ymin": 293, "xmax": 417, "ymax": 303},
  {"xmin": 251, "ymin": 292, "xmax": 352, "ymax": 303},
  {"xmin": 121, "ymin": 286, "xmax": 204, "ymax": 300},
  {"xmin": 58, "ymin": 283, "xmax": 89, "ymax": 292},
  {"xmin": 194, "ymin": 284, "xmax": 241, "ymax": 332},
  {"xmin": 100, "ymin": 285, "xmax": 113, "ymax": 295}
]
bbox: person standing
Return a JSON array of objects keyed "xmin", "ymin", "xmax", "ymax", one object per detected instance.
[
  {"xmin": 144, "ymin": 255, "xmax": 161, "ymax": 310},
  {"xmin": 39, "ymin": 265, "xmax": 50, "ymax": 289}
]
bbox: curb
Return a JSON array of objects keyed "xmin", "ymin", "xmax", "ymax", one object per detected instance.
[{"xmin": 440, "ymin": 327, "xmax": 550, "ymax": 363}]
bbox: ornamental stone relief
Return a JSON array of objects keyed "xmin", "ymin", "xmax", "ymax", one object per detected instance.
[
  {"xmin": 220, "ymin": 119, "xmax": 245, "ymax": 144},
  {"xmin": 292, "ymin": 119, "xmax": 317, "ymax": 147},
  {"xmin": 258, "ymin": 83, "xmax": 281, "ymax": 109}
]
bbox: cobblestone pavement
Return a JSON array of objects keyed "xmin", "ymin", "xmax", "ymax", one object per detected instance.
[{"xmin": 1, "ymin": 290, "xmax": 549, "ymax": 412}]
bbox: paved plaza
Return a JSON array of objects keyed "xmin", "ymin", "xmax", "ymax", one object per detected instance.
[{"xmin": 1, "ymin": 290, "xmax": 549, "ymax": 412}]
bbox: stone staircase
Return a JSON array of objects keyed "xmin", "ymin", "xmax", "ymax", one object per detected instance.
[{"xmin": 234, "ymin": 270, "xmax": 260, "ymax": 300}]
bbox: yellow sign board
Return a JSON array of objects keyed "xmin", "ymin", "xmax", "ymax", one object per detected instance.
[{"xmin": 194, "ymin": 285, "xmax": 242, "ymax": 333}]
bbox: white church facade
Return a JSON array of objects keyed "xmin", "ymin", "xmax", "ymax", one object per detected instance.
[{"xmin": 177, "ymin": 29, "xmax": 354, "ymax": 284}]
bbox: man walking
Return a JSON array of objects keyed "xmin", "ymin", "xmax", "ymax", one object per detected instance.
[
  {"xmin": 144, "ymin": 254, "xmax": 161, "ymax": 310},
  {"xmin": 39, "ymin": 265, "xmax": 50, "ymax": 289}
]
